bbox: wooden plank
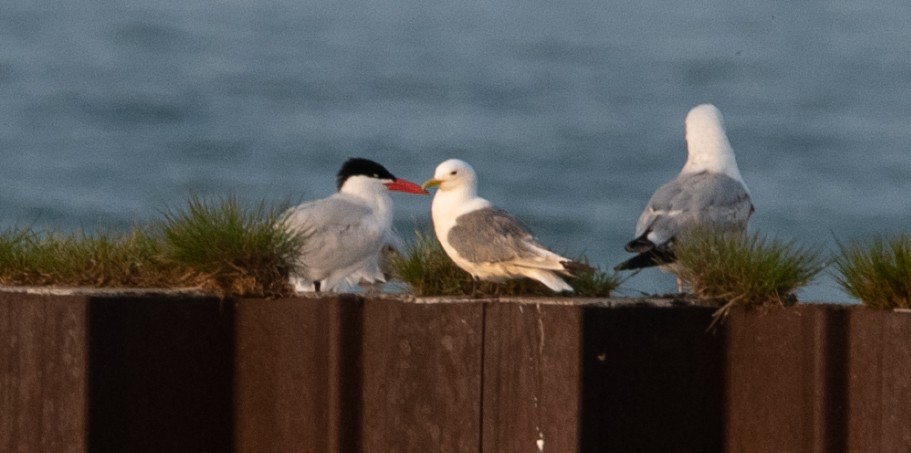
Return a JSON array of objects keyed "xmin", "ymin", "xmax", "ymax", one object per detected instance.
[
  {"xmin": 481, "ymin": 301, "xmax": 582, "ymax": 453},
  {"xmin": 361, "ymin": 298, "xmax": 484, "ymax": 453},
  {"xmin": 579, "ymin": 304, "xmax": 724, "ymax": 453},
  {"xmin": 846, "ymin": 307, "xmax": 911, "ymax": 453},
  {"xmin": 233, "ymin": 296, "xmax": 365, "ymax": 453},
  {"xmin": 6, "ymin": 292, "xmax": 911, "ymax": 453},
  {"xmin": 725, "ymin": 306, "xmax": 813, "ymax": 453},
  {"xmin": 847, "ymin": 308, "xmax": 885, "ymax": 453},
  {"xmin": 85, "ymin": 295, "xmax": 234, "ymax": 453},
  {"xmin": 880, "ymin": 310, "xmax": 911, "ymax": 452},
  {"xmin": 0, "ymin": 294, "xmax": 88, "ymax": 453},
  {"xmin": 724, "ymin": 305, "xmax": 852, "ymax": 453}
]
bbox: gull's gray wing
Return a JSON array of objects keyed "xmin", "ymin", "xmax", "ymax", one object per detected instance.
[
  {"xmin": 631, "ymin": 172, "xmax": 753, "ymax": 249},
  {"xmin": 447, "ymin": 207, "xmax": 547, "ymax": 263}
]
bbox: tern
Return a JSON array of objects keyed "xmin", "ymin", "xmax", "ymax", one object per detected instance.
[{"xmin": 282, "ymin": 157, "xmax": 426, "ymax": 293}]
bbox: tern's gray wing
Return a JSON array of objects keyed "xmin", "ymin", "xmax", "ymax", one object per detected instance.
[
  {"xmin": 282, "ymin": 196, "xmax": 373, "ymax": 232},
  {"xmin": 632, "ymin": 172, "xmax": 753, "ymax": 248},
  {"xmin": 281, "ymin": 196, "xmax": 383, "ymax": 269},
  {"xmin": 447, "ymin": 207, "xmax": 547, "ymax": 263}
]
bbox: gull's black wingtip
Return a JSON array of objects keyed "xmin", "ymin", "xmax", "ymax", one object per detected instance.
[
  {"xmin": 624, "ymin": 234, "xmax": 656, "ymax": 254},
  {"xmin": 614, "ymin": 249, "xmax": 676, "ymax": 271}
]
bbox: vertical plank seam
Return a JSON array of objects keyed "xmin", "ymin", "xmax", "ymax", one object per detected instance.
[{"xmin": 824, "ymin": 310, "xmax": 848, "ymax": 453}]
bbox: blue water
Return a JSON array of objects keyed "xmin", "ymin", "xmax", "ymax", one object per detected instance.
[{"xmin": 2, "ymin": 0, "xmax": 911, "ymax": 301}]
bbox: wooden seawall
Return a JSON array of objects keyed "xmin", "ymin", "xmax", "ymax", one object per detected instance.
[{"xmin": 2, "ymin": 291, "xmax": 909, "ymax": 452}]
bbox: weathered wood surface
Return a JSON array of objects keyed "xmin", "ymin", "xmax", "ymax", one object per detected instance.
[
  {"xmin": 1, "ymin": 294, "xmax": 87, "ymax": 453},
  {"xmin": 361, "ymin": 298, "xmax": 483, "ymax": 453},
  {"xmin": 2, "ymin": 292, "xmax": 910, "ymax": 453},
  {"xmin": 725, "ymin": 306, "xmax": 848, "ymax": 453},
  {"xmin": 482, "ymin": 302, "xmax": 582, "ymax": 453},
  {"xmin": 233, "ymin": 296, "xmax": 336, "ymax": 453},
  {"xmin": 845, "ymin": 308, "xmax": 911, "ymax": 453}
]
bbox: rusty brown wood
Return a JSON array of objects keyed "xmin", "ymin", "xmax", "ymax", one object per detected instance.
[
  {"xmin": 847, "ymin": 308, "xmax": 886, "ymax": 453},
  {"xmin": 878, "ymin": 310, "xmax": 911, "ymax": 453},
  {"xmin": 846, "ymin": 308, "xmax": 911, "ymax": 453},
  {"xmin": 481, "ymin": 301, "xmax": 582, "ymax": 453},
  {"xmin": 0, "ymin": 294, "xmax": 88, "ymax": 453},
  {"xmin": 233, "ymin": 296, "xmax": 330, "ymax": 453},
  {"xmin": 726, "ymin": 306, "xmax": 809, "ymax": 453},
  {"xmin": 361, "ymin": 298, "xmax": 484, "ymax": 453},
  {"xmin": 724, "ymin": 305, "xmax": 853, "ymax": 453},
  {"xmin": 5, "ymin": 291, "xmax": 911, "ymax": 453},
  {"xmin": 233, "ymin": 295, "xmax": 366, "ymax": 453}
]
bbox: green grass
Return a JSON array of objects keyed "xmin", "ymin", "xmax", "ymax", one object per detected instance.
[
  {"xmin": 158, "ymin": 194, "xmax": 307, "ymax": 297},
  {"xmin": 390, "ymin": 230, "xmax": 469, "ymax": 296},
  {"xmin": 0, "ymin": 195, "xmax": 306, "ymax": 297},
  {"xmin": 563, "ymin": 260, "xmax": 622, "ymax": 298},
  {"xmin": 0, "ymin": 227, "xmax": 178, "ymax": 288},
  {"xmin": 834, "ymin": 235, "xmax": 911, "ymax": 309},
  {"xmin": 674, "ymin": 229, "xmax": 825, "ymax": 324},
  {"xmin": 390, "ymin": 229, "xmax": 620, "ymax": 297}
]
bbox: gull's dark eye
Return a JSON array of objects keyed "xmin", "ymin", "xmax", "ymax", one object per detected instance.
[{"xmin": 450, "ymin": 170, "xmax": 458, "ymax": 176}]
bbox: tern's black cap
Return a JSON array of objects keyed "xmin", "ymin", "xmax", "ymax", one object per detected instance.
[{"xmin": 336, "ymin": 158, "xmax": 396, "ymax": 190}]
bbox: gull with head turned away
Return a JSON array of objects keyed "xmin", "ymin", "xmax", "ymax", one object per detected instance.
[
  {"xmin": 422, "ymin": 158, "xmax": 579, "ymax": 294},
  {"xmin": 615, "ymin": 104, "xmax": 754, "ymax": 291},
  {"xmin": 281, "ymin": 158, "xmax": 427, "ymax": 293}
]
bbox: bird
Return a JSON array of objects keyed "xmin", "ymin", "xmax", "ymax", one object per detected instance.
[
  {"xmin": 281, "ymin": 157, "xmax": 427, "ymax": 293},
  {"xmin": 422, "ymin": 158, "xmax": 577, "ymax": 293},
  {"xmin": 615, "ymin": 104, "xmax": 754, "ymax": 291}
]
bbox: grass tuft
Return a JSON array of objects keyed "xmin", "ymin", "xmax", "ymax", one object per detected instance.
[
  {"xmin": 159, "ymin": 194, "xmax": 306, "ymax": 297},
  {"xmin": 0, "ymin": 228, "xmax": 178, "ymax": 287},
  {"xmin": 834, "ymin": 235, "xmax": 911, "ymax": 309},
  {"xmin": 390, "ymin": 230, "xmax": 471, "ymax": 296},
  {"xmin": 567, "ymin": 261, "xmax": 622, "ymax": 297},
  {"xmin": 0, "ymin": 196, "xmax": 305, "ymax": 297},
  {"xmin": 390, "ymin": 229, "xmax": 620, "ymax": 297},
  {"xmin": 674, "ymin": 229, "xmax": 825, "ymax": 325}
]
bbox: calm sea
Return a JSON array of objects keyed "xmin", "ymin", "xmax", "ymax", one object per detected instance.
[{"xmin": 2, "ymin": 0, "xmax": 910, "ymax": 301}]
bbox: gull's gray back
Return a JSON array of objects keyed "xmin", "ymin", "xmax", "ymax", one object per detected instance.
[
  {"xmin": 636, "ymin": 172, "xmax": 753, "ymax": 244},
  {"xmin": 447, "ymin": 207, "xmax": 545, "ymax": 263}
]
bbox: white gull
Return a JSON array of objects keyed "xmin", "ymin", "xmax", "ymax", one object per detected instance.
[
  {"xmin": 615, "ymin": 104, "xmax": 754, "ymax": 284},
  {"xmin": 423, "ymin": 158, "xmax": 575, "ymax": 293}
]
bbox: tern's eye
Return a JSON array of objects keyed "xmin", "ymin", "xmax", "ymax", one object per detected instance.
[{"xmin": 373, "ymin": 173, "xmax": 379, "ymax": 178}]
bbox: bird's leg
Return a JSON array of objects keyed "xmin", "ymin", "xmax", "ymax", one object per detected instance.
[
  {"xmin": 470, "ymin": 276, "xmax": 481, "ymax": 298},
  {"xmin": 676, "ymin": 277, "xmax": 684, "ymax": 294},
  {"xmin": 314, "ymin": 281, "xmax": 321, "ymax": 293},
  {"xmin": 361, "ymin": 281, "xmax": 383, "ymax": 297}
]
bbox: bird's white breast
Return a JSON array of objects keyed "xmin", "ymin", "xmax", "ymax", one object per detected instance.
[{"xmin": 431, "ymin": 190, "xmax": 491, "ymax": 237}]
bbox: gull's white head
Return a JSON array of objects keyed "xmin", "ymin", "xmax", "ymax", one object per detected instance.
[
  {"xmin": 681, "ymin": 104, "xmax": 744, "ymax": 183},
  {"xmin": 422, "ymin": 158, "xmax": 479, "ymax": 195}
]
